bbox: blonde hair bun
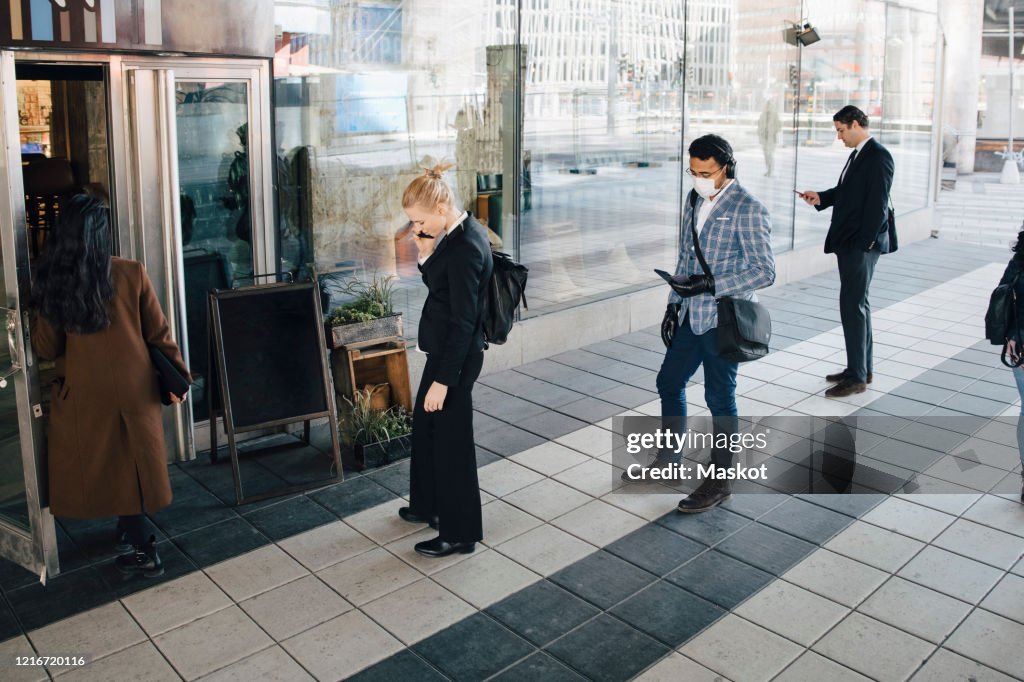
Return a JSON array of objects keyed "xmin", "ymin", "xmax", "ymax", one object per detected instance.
[{"xmin": 403, "ymin": 161, "xmax": 457, "ymax": 209}]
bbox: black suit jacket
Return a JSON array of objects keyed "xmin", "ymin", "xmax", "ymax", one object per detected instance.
[
  {"xmin": 817, "ymin": 137, "xmax": 895, "ymax": 254},
  {"xmin": 417, "ymin": 213, "xmax": 494, "ymax": 386}
]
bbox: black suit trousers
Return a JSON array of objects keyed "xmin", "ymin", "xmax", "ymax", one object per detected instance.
[
  {"xmin": 409, "ymin": 351, "xmax": 485, "ymax": 543},
  {"xmin": 836, "ymin": 249, "xmax": 880, "ymax": 382}
]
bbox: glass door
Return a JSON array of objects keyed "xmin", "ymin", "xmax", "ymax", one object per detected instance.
[
  {"xmin": 118, "ymin": 58, "xmax": 273, "ymax": 456},
  {"xmin": 0, "ymin": 50, "xmax": 60, "ymax": 579}
]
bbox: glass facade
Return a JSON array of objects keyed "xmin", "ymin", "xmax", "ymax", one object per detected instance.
[{"xmin": 272, "ymin": 0, "xmax": 942, "ymax": 333}]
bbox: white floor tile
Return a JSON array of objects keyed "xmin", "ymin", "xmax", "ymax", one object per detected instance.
[
  {"xmin": 812, "ymin": 612, "xmax": 935, "ymax": 682},
  {"xmin": 774, "ymin": 651, "xmax": 873, "ymax": 682},
  {"xmin": 509, "ymin": 441, "xmax": 591, "ymax": 476},
  {"xmin": 504, "ymin": 479, "xmax": 593, "ymax": 521},
  {"xmin": 857, "ymin": 576, "xmax": 972, "ymax": 644},
  {"xmin": 57, "ymin": 642, "xmax": 178, "ymax": 682},
  {"xmin": 783, "ymin": 549, "xmax": 889, "ymax": 608},
  {"xmin": 945, "ymin": 609, "xmax": 1024, "ymax": 679},
  {"xmin": 28, "ymin": 602, "xmax": 145, "ymax": 675},
  {"xmin": 634, "ymin": 653, "xmax": 724, "ymax": 681},
  {"xmin": 480, "ymin": 499, "xmax": 545, "ymax": 547},
  {"xmin": 861, "ymin": 497, "xmax": 956, "ymax": 542},
  {"xmin": 433, "ymin": 549, "xmax": 541, "ymax": 609},
  {"xmin": 932, "ymin": 518, "xmax": 1024, "ymax": 570},
  {"xmin": 281, "ymin": 610, "xmax": 403, "ymax": 680},
  {"xmin": 316, "ymin": 547, "xmax": 421, "ymax": 606},
  {"xmin": 910, "ymin": 648, "xmax": 1019, "ymax": 682},
  {"xmin": 734, "ymin": 580, "xmax": 848, "ymax": 647},
  {"xmin": 495, "ymin": 524, "xmax": 596, "ymax": 575},
  {"xmin": 196, "ymin": 646, "xmax": 313, "ymax": 682},
  {"xmin": 342, "ymin": 498, "xmax": 424, "ymax": 545},
  {"xmin": 897, "ymin": 546, "xmax": 1004, "ymax": 603},
  {"xmin": 680, "ymin": 615, "xmax": 803, "ymax": 681},
  {"xmin": 206, "ymin": 545, "xmax": 309, "ymax": 602},
  {"xmin": 153, "ymin": 606, "xmax": 273, "ymax": 680},
  {"xmin": 361, "ymin": 579, "xmax": 475, "ymax": 645},
  {"xmin": 551, "ymin": 499, "xmax": 647, "ymax": 547},
  {"xmin": 240, "ymin": 575, "xmax": 352, "ymax": 641},
  {"xmin": 278, "ymin": 520, "xmax": 376, "ymax": 572},
  {"xmin": 824, "ymin": 521, "xmax": 926, "ymax": 573}
]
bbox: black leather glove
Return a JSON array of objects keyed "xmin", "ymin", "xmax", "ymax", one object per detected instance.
[
  {"xmin": 661, "ymin": 303, "xmax": 681, "ymax": 348},
  {"xmin": 668, "ymin": 274, "xmax": 715, "ymax": 298}
]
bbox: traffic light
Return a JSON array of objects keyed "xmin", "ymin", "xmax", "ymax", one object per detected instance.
[{"xmin": 788, "ymin": 64, "xmax": 799, "ymax": 87}]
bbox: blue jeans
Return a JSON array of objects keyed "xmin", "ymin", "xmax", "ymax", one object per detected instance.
[
  {"xmin": 656, "ymin": 315, "xmax": 739, "ymax": 466},
  {"xmin": 1015, "ymin": 365, "xmax": 1024, "ymax": 470}
]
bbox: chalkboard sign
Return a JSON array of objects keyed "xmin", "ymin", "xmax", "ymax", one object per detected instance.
[
  {"xmin": 208, "ymin": 282, "xmax": 342, "ymax": 504},
  {"xmin": 184, "ymin": 251, "xmax": 230, "ymax": 422},
  {"xmin": 211, "ymin": 283, "xmax": 329, "ymax": 428}
]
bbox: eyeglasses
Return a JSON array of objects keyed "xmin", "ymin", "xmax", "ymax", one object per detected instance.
[{"xmin": 685, "ymin": 167, "xmax": 724, "ymax": 180}]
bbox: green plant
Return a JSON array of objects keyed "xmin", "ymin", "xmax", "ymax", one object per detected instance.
[
  {"xmin": 326, "ymin": 272, "xmax": 397, "ymax": 326},
  {"xmin": 341, "ymin": 388, "xmax": 412, "ymax": 446}
]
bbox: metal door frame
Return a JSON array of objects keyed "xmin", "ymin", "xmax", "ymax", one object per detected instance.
[
  {"xmin": 0, "ymin": 50, "xmax": 59, "ymax": 579},
  {"xmin": 0, "ymin": 49, "xmax": 273, "ymax": 577}
]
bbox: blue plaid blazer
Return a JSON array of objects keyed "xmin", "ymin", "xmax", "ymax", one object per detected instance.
[{"xmin": 669, "ymin": 182, "xmax": 776, "ymax": 335}]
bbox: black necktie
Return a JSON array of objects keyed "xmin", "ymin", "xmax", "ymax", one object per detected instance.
[{"xmin": 839, "ymin": 150, "xmax": 857, "ymax": 184}]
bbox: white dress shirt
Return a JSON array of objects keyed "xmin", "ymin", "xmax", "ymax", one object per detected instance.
[{"xmin": 695, "ymin": 180, "xmax": 733, "ymax": 236}]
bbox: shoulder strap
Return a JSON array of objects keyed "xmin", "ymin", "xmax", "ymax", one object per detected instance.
[{"xmin": 687, "ymin": 190, "xmax": 714, "ymax": 279}]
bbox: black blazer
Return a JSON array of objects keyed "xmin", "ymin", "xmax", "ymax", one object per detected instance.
[
  {"xmin": 816, "ymin": 137, "xmax": 895, "ymax": 254},
  {"xmin": 998, "ymin": 257, "xmax": 1024, "ymax": 342},
  {"xmin": 417, "ymin": 213, "xmax": 494, "ymax": 386}
]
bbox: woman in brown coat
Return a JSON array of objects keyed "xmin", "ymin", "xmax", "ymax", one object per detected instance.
[{"xmin": 30, "ymin": 193, "xmax": 190, "ymax": 578}]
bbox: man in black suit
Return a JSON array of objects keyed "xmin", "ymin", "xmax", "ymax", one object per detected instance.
[
  {"xmin": 399, "ymin": 166, "xmax": 494, "ymax": 558},
  {"xmin": 799, "ymin": 106, "xmax": 895, "ymax": 398}
]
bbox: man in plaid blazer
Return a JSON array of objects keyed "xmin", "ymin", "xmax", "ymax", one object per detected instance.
[{"xmin": 645, "ymin": 134, "xmax": 775, "ymax": 512}]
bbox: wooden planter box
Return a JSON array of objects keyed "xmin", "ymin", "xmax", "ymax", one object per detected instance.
[
  {"xmin": 353, "ymin": 434, "xmax": 412, "ymax": 470},
  {"xmin": 328, "ymin": 313, "xmax": 403, "ymax": 349}
]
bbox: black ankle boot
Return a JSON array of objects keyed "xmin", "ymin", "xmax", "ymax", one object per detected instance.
[
  {"xmin": 114, "ymin": 522, "xmax": 132, "ymax": 553},
  {"xmin": 115, "ymin": 537, "xmax": 163, "ymax": 577}
]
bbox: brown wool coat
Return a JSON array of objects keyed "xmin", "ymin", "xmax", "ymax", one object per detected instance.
[{"xmin": 31, "ymin": 258, "xmax": 190, "ymax": 518}]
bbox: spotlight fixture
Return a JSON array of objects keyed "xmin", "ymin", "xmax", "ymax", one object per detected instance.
[{"xmin": 783, "ymin": 21, "xmax": 820, "ymax": 47}]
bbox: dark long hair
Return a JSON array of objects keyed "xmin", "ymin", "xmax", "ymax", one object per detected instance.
[
  {"xmin": 31, "ymin": 193, "xmax": 114, "ymax": 334},
  {"xmin": 1013, "ymin": 228, "xmax": 1024, "ymax": 263}
]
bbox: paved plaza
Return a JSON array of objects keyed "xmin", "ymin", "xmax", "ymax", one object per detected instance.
[{"xmin": 0, "ymin": 237, "xmax": 1022, "ymax": 681}]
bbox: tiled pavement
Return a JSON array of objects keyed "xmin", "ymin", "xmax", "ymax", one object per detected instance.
[{"xmin": 1, "ymin": 238, "xmax": 1024, "ymax": 681}]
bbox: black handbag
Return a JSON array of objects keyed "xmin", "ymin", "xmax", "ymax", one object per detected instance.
[
  {"xmin": 886, "ymin": 195, "xmax": 898, "ymax": 253},
  {"xmin": 687, "ymin": 191, "xmax": 772, "ymax": 362},
  {"xmin": 148, "ymin": 344, "xmax": 190, "ymax": 405}
]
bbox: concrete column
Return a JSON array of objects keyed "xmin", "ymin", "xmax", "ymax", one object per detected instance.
[{"xmin": 940, "ymin": 0, "xmax": 985, "ymax": 175}]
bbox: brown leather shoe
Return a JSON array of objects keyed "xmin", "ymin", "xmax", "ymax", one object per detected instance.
[
  {"xmin": 826, "ymin": 370, "xmax": 872, "ymax": 384},
  {"xmin": 825, "ymin": 379, "xmax": 867, "ymax": 398},
  {"xmin": 677, "ymin": 480, "xmax": 732, "ymax": 513}
]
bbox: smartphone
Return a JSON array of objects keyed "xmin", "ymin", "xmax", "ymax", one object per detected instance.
[{"xmin": 793, "ymin": 190, "xmax": 805, "ymax": 196}]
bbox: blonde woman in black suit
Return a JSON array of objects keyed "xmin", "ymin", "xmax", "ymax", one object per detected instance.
[{"xmin": 398, "ymin": 164, "xmax": 494, "ymax": 557}]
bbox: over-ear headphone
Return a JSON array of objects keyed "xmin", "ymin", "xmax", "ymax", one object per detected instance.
[{"xmin": 710, "ymin": 140, "xmax": 737, "ymax": 179}]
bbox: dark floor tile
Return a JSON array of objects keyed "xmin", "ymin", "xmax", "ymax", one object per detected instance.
[
  {"xmin": 97, "ymin": 540, "xmax": 197, "ymax": 599},
  {"xmin": 912, "ymin": 370, "xmax": 977, "ymax": 393},
  {"xmin": 7, "ymin": 566, "xmax": 115, "ymax": 631},
  {"xmin": 477, "ymin": 396, "xmax": 548, "ymax": 422},
  {"xmin": 918, "ymin": 411, "xmax": 990, "ymax": 436},
  {"xmin": 0, "ymin": 597, "xmax": 22, "ymax": 641},
  {"xmin": 891, "ymin": 382, "xmax": 956, "ymax": 406},
  {"xmin": 526, "ymin": 383, "xmax": 588, "ymax": 408},
  {"xmin": 0, "ymin": 557, "xmax": 37, "ymax": 592},
  {"xmin": 348, "ymin": 650, "xmax": 446, "ymax": 682},
  {"xmin": 172, "ymin": 517, "xmax": 269, "ymax": 568},
  {"xmin": 720, "ymin": 493, "xmax": 789, "ymax": 519},
  {"xmin": 758, "ymin": 497, "xmax": 856, "ymax": 544},
  {"xmin": 490, "ymin": 652, "xmax": 587, "ymax": 681},
  {"xmin": 475, "ymin": 425, "xmax": 549, "ymax": 457},
  {"xmin": 605, "ymin": 525, "xmax": 705, "ymax": 576},
  {"xmin": 413, "ymin": 613, "xmax": 534, "ymax": 680},
  {"xmin": 890, "ymin": 422, "xmax": 971, "ymax": 455},
  {"xmin": 557, "ymin": 397, "xmax": 624, "ymax": 423},
  {"xmin": 665, "ymin": 549, "xmax": 773, "ymax": 609},
  {"xmin": 256, "ymin": 443, "xmax": 343, "ymax": 488},
  {"xmin": 476, "ymin": 448, "xmax": 503, "ymax": 466},
  {"xmin": 178, "ymin": 455, "xmax": 292, "ymax": 511},
  {"xmin": 941, "ymin": 392, "xmax": 1012, "ymax": 418},
  {"xmin": 865, "ymin": 394, "xmax": 934, "ymax": 417},
  {"xmin": 545, "ymin": 614, "xmax": 669, "ymax": 682},
  {"xmin": 656, "ymin": 506, "xmax": 750, "ymax": 546},
  {"xmin": 308, "ymin": 476, "xmax": 397, "ymax": 518},
  {"xmin": 367, "ymin": 459, "xmax": 412, "ymax": 496},
  {"xmin": 149, "ymin": 469, "xmax": 240, "ymax": 537},
  {"xmin": 795, "ymin": 493, "xmax": 886, "ymax": 518},
  {"xmin": 961, "ymin": 379, "xmax": 1021, "ymax": 404},
  {"xmin": 243, "ymin": 495, "xmax": 337, "ymax": 541},
  {"xmin": 863, "ymin": 439, "xmax": 946, "ymax": 474},
  {"xmin": 851, "ymin": 412, "xmax": 915, "ymax": 438},
  {"xmin": 550, "ymin": 550, "xmax": 657, "ymax": 610},
  {"xmin": 714, "ymin": 523, "xmax": 817, "ymax": 575},
  {"xmin": 486, "ymin": 580, "xmax": 600, "ymax": 647},
  {"xmin": 937, "ymin": 359, "xmax": 999, "ymax": 379},
  {"xmin": 549, "ymin": 350, "xmax": 616, "ymax": 372},
  {"xmin": 517, "ymin": 411, "xmax": 590, "ymax": 440},
  {"xmin": 610, "ymin": 580, "xmax": 726, "ymax": 648}
]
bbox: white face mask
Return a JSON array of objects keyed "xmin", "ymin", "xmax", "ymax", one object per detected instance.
[{"xmin": 693, "ymin": 176, "xmax": 720, "ymax": 199}]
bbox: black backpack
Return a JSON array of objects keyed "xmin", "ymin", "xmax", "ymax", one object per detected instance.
[
  {"xmin": 481, "ymin": 251, "xmax": 528, "ymax": 345},
  {"xmin": 985, "ymin": 267, "xmax": 1022, "ymax": 367}
]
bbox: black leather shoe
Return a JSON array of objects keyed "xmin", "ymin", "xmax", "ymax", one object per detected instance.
[
  {"xmin": 826, "ymin": 370, "xmax": 873, "ymax": 384},
  {"xmin": 825, "ymin": 378, "xmax": 868, "ymax": 398},
  {"xmin": 115, "ymin": 537, "xmax": 164, "ymax": 578},
  {"xmin": 114, "ymin": 523, "xmax": 132, "ymax": 553},
  {"xmin": 677, "ymin": 480, "xmax": 732, "ymax": 513},
  {"xmin": 414, "ymin": 537, "xmax": 475, "ymax": 558},
  {"xmin": 399, "ymin": 507, "xmax": 439, "ymax": 530}
]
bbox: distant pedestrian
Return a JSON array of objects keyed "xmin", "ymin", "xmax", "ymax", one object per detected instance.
[
  {"xmin": 31, "ymin": 193, "xmax": 190, "ymax": 578},
  {"xmin": 398, "ymin": 164, "xmax": 493, "ymax": 556},
  {"xmin": 799, "ymin": 105, "xmax": 895, "ymax": 398},
  {"xmin": 757, "ymin": 99, "xmax": 782, "ymax": 177}
]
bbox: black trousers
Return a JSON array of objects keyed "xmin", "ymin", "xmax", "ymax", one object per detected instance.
[
  {"xmin": 837, "ymin": 248, "xmax": 880, "ymax": 383},
  {"xmin": 409, "ymin": 351, "xmax": 484, "ymax": 543}
]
